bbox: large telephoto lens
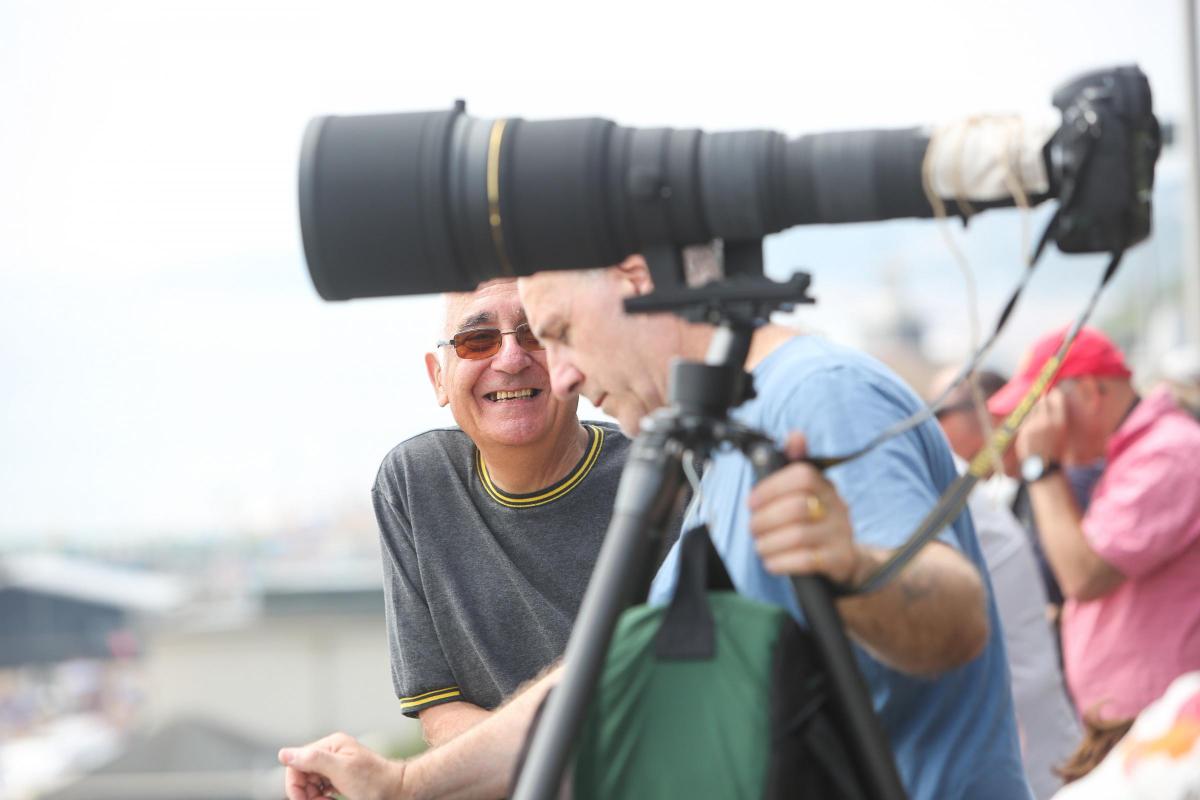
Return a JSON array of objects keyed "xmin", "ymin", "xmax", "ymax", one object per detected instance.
[{"xmin": 298, "ymin": 105, "xmax": 957, "ymax": 301}]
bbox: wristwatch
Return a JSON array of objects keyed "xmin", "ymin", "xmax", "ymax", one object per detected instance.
[{"xmin": 1021, "ymin": 454, "xmax": 1062, "ymax": 484}]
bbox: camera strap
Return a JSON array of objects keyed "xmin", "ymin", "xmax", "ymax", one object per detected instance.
[
  {"xmin": 806, "ymin": 121, "xmax": 1101, "ymax": 474},
  {"xmin": 852, "ymin": 245, "xmax": 1126, "ymax": 595}
]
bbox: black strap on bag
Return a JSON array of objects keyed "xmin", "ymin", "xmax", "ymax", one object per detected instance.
[{"xmin": 655, "ymin": 525, "xmax": 734, "ymax": 660}]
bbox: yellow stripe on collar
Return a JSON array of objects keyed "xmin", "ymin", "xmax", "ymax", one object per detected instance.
[{"xmin": 477, "ymin": 425, "xmax": 605, "ymax": 508}]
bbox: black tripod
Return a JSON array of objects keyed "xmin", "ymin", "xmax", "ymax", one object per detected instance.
[{"xmin": 510, "ymin": 267, "xmax": 908, "ymax": 800}]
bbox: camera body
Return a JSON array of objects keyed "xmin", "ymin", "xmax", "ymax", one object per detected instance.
[{"xmin": 1049, "ymin": 66, "xmax": 1160, "ymax": 254}]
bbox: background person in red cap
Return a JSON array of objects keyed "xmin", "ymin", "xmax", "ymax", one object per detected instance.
[{"xmin": 989, "ymin": 326, "xmax": 1200, "ymax": 767}]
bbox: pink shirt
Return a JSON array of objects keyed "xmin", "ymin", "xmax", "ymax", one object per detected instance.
[{"xmin": 1062, "ymin": 386, "xmax": 1200, "ymax": 720}]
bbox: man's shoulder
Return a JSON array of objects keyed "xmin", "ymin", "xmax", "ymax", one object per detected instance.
[
  {"xmin": 759, "ymin": 336, "xmax": 920, "ymax": 406},
  {"xmin": 1110, "ymin": 391, "xmax": 1200, "ymax": 480},
  {"xmin": 376, "ymin": 428, "xmax": 473, "ymax": 490},
  {"xmin": 753, "ymin": 336, "xmax": 927, "ymax": 442},
  {"xmin": 582, "ymin": 419, "xmax": 627, "ymax": 442}
]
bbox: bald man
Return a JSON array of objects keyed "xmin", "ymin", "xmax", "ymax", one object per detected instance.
[{"xmin": 376, "ymin": 279, "xmax": 631, "ymax": 746}]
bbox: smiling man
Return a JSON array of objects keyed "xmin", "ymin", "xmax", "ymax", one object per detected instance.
[{"xmin": 373, "ymin": 278, "xmax": 629, "ymax": 746}]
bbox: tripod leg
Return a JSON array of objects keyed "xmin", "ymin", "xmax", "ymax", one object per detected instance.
[
  {"xmin": 748, "ymin": 441, "xmax": 907, "ymax": 800},
  {"xmin": 511, "ymin": 432, "xmax": 683, "ymax": 800}
]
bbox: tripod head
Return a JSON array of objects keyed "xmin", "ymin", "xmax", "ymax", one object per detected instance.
[{"xmin": 625, "ymin": 235, "xmax": 814, "ymax": 417}]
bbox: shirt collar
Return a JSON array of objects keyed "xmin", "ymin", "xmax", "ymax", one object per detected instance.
[{"xmin": 1108, "ymin": 385, "xmax": 1181, "ymax": 456}]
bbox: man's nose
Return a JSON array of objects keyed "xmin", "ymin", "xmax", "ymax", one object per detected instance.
[
  {"xmin": 490, "ymin": 332, "xmax": 533, "ymax": 373},
  {"xmin": 549, "ymin": 360, "xmax": 584, "ymax": 399}
]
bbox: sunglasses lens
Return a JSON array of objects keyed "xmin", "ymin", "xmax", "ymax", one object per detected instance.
[
  {"xmin": 456, "ymin": 329, "xmax": 501, "ymax": 359},
  {"xmin": 516, "ymin": 325, "xmax": 544, "ymax": 351}
]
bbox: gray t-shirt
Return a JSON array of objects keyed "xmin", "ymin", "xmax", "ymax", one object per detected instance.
[{"xmin": 374, "ymin": 421, "xmax": 630, "ymax": 716}]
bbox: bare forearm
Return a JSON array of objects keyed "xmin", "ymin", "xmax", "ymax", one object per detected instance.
[
  {"xmin": 838, "ymin": 542, "xmax": 988, "ymax": 676},
  {"xmin": 402, "ymin": 667, "xmax": 562, "ymax": 800},
  {"xmin": 1028, "ymin": 475, "xmax": 1122, "ymax": 600},
  {"xmin": 420, "ymin": 702, "xmax": 492, "ymax": 748}
]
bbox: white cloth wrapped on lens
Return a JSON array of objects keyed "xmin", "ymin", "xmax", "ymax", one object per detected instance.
[{"xmin": 924, "ymin": 111, "xmax": 1059, "ymax": 203}]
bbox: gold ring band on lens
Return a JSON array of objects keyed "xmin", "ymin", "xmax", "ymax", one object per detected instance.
[
  {"xmin": 806, "ymin": 493, "xmax": 826, "ymax": 522},
  {"xmin": 486, "ymin": 119, "xmax": 516, "ymax": 277}
]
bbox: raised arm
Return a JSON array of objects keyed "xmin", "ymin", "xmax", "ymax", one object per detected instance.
[{"xmin": 748, "ymin": 433, "xmax": 988, "ymax": 676}]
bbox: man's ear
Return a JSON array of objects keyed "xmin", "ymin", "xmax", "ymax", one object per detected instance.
[
  {"xmin": 425, "ymin": 352, "xmax": 450, "ymax": 407},
  {"xmin": 614, "ymin": 254, "xmax": 655, "ymax": 298}
]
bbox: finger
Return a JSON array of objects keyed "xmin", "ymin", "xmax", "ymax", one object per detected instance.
[
  {"xmin": 280, "ymin": 746, "xmax": 338, "ymax": 778},
  {"xmin": 782, "ymin": 431, "xmax": 808, "ymax": 461},
  {"xmin": 753, "ymin": 520, "xmax": 836, "ymax": 558},
  {"xmin": 1047, "ymin": 389, "xmax": 1067, "ymax": 420},
  {"xmin": 748, "ymin": 462, "xmax": 829, "ymax": 511},
  {"xmin": 762, "ymin": 545, "xmax": 854, "ymax": 583},
  {"xmin": 748, "ymin": 491, "xmax": 836, "ymax": 538},
  {"xmin": 312, "ymin": 731, "xmax": 354, "ymax": 750},
  {"xmin": 284, "ymin": 765, "xmax": 321, "ymax": 800}
]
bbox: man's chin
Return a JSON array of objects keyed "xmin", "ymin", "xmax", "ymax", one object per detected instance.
[{"xmin": 478, "ymin": 422, "xmax": 550, "ymax": 448}]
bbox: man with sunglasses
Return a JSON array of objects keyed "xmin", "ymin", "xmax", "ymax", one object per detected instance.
[{"xmin": 373, "ymin": 278, "xmax": 631, "ymax": 746}]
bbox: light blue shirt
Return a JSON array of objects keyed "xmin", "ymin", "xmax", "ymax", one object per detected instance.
[{"xmin": 649, "ymin": 336, "xmax": 1033, "ymax": 800}]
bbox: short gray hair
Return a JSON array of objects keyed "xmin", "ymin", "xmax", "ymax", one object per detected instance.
[{"xmin": 682, "ymin": 240, "xmax": 724, "ymax": 287}]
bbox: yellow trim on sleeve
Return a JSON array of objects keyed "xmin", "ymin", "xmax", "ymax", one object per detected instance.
[
  {"xmin": 477, "ymin": 424, "xmax": 605, "ymax": 508},
  {"xmin": 400, "ymin": 686, "xmax": 462, "ymax": 709}
]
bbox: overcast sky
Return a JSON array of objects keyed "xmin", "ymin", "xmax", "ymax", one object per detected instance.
[{"xmin": 0, "ymin": 0, "xmax": 1188, "ymax": 541}]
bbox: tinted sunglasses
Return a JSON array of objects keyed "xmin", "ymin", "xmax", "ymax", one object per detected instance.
[{"xmin": 437, "ymin": 323, "xmax": 545, "ymax": 360}]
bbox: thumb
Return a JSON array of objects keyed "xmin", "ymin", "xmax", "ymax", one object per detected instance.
[
  {"xmin": 279, "ymin": 746, "xmax": 336, "ymax": 774},
  {"xmin": 783, "ymin": 431, "xmax": 809, "ymax": 461}
]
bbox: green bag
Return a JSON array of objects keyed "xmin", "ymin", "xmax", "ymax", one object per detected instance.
[{"xmin": 568, "ymin": 526, "xmax": 866, "ymax": 800}]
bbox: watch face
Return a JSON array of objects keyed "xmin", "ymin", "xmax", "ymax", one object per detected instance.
[{"xmin": 1021, "ymin": 455, "xmax": 1046, "ymax": 483}]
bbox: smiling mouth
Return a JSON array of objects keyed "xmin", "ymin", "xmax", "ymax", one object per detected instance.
[{"xmin": 485, "ymin": 388, "xmax": 541, "ymax": 402}]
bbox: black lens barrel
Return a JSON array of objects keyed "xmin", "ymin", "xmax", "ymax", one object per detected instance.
[
  {"xmin": 298, "ymin": 107, "xmax": 941, "ymax": 300},
  {"xmin": 300, "ymin": 110, "xmax": 470, "ymax": 299}
]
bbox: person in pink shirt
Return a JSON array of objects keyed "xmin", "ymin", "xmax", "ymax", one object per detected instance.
[{"xmin": 989, "ymin": 327, "xmax": 1200, "ymax": 750}]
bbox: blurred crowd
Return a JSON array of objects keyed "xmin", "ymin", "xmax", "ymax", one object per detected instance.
[
  {"xmin": 0, "ymin": 660, "xmax": 142, "ymax": 739},
  {"xmin": 930, "ymin": 327, "xmax": 1200, "ymax": 799}
]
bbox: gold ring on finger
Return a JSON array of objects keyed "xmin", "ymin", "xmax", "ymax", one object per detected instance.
[{"xmin": 806, "ymin": 493, "xmax": 826, "ymax": 522}]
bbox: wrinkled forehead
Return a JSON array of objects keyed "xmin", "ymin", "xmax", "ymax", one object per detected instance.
[{"xmin": 442, "ymin": 279, "xmax": 522, "ymax": 334}]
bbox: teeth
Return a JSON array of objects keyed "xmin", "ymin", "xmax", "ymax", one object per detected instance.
[{"xmin": 492, "ymin": 389, "xmax": 535, "ymax": 401}]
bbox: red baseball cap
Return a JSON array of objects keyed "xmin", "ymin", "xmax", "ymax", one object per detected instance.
[{"xmin": 987, "ymin": 326, "xmax": 1132, "ymax": 417}]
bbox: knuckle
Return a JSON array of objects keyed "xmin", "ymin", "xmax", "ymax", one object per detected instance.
[{"xmin": 783, "ymin": 494, "xmax": 809, "ymax": 521}]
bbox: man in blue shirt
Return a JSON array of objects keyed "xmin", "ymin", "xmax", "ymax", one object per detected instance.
[
  {"xmin": 522, "ymin": 256, "xmax": 1031, "ymax": 800},
  {"xmin": 281, "ymin": 254, "xmax": 1032, "ymax": 800}
]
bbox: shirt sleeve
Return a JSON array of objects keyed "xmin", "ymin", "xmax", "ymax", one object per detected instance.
[
  {"xmin": 1082, "ymin": 444, "xmax": 1200, "ymax": 579},
  {"xmin": 774, "ymin": 364, "xmax": 961, "ymax": 554},
  {"xmin": 374, "ymin": 483, "xmax": 462, "ymax": 718}
]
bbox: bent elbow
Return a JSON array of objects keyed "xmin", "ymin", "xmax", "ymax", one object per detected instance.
[
  {"xmin": 932, "ymin": 584, "xmax": 990, "ymax": 674},
  {"xmin": 905, "ymin": 597, "xmax": 989, "ymax": 677},
  {"xmin": 952, "ymin": 605, "xmax": 989, "ymax": 668}
]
